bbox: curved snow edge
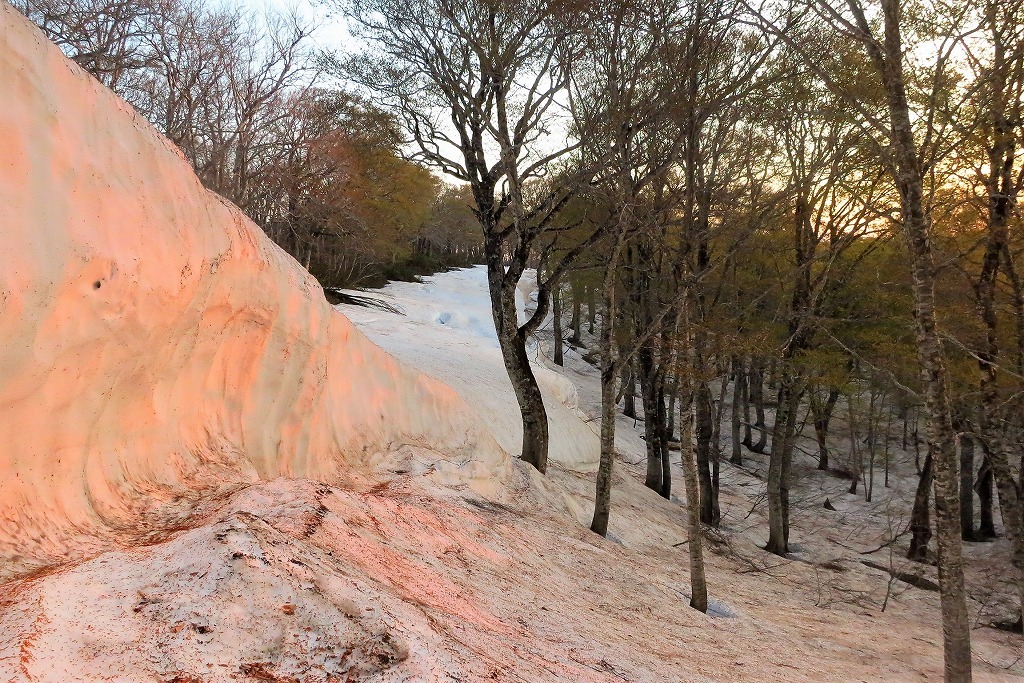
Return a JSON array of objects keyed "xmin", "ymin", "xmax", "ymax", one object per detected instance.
[{"xmin": 0, "ymin": 4, "xmax": 508, "ymax": 579}]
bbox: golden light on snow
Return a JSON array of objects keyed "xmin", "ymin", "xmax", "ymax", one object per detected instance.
[
  {"xmin": 0, "ymin": 2, "xmax": 506, "ymax": 580},
  {"xmin": 1, "ymin": 5, "xmax": 1022, "ymax": 682}
]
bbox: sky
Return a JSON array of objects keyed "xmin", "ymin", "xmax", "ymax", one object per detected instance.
[
  {"xmin": 246, "ymin": 0, "xmax": 354, "ymax": 54},
  {"xmin": 240, "ymin": 0, "xmax": 562, "ymax": 185}
]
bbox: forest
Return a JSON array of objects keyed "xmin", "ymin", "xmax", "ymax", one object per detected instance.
[{"xmin": 18, "ymin": 0, "xmax": 1024, "ymax": 681}]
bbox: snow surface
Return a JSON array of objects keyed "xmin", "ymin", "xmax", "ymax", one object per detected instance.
[
  {"xmin": 0, "ymin": 3, "xmax": 508, "ymax": 580},
  {"xmin": 1, "ymin": 4, "xmax": 1022, "ymax": 680},
  {"xmin": 341, "ymin": 266, "xmax": 600, "ymax": 471},
  {"xmin": 4, "ymin": 255, "xmax": 1022, "ymax": 681}
]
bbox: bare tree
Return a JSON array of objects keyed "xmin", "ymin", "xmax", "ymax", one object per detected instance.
[
  {"xmin": 342, "ymin": 0, "xmax": 601, "ymax": 473},
  {"xmin": 21, "ymin": 0, "xmax": 157, "ymax": 89},
  {"xmin": 678, "ymin": 294, "xmax": 709, "ymax": 613}
]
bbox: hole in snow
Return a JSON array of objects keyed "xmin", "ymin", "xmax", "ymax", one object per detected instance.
[
  {"xmin": 707, "ymin": 599, "xmax": 738, "ymax": 618},
  {"xmin": 678, "ymin": 592, "xmax": 738, "ymax": 618}
]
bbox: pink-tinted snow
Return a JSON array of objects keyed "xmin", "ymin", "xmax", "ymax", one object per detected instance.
[
  {"xmin": 0, "ymin": 2, "xmax": 1021, "ymax": 681},
  {"xmin": 0, "ymin": 1, "xmax": 507, "ymax": 579}
]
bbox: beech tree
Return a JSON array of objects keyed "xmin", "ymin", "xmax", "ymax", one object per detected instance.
[
  {"xmin": 579, "ymin": 0, "xmax": 689, "ymax": 536},
  {"xmin": 959, "ymin": 0, "xmax": 1024, "ymax": 630},
  {"xmin": 342, "ymin": 0, "xmax": 602, "ymax": 473},
  {"xmin": 747, "ymin": 0, "xmax": 976, "ymax": 678},
  {"xmin": 761, "ymin": 54, "xmax": 885, "ymax": 555}
]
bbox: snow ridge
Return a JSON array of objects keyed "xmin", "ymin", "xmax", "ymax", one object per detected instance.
[{"xmin": 0, "ymin": 3, "xmax": 507, "ymax": 579}]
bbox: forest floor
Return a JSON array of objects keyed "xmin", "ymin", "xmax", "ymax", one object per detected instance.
[{"xmin": 2, "ymin": 266, "xmax": 1021, "ymax": 682}]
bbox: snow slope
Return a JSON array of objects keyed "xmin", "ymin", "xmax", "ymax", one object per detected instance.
[
  {"xmin": 4, "ymin": 438, "xmax": 1022, "ymax": 682},
  {"xmin": 1, "ymin": 4, "xmax": 1022, "ymax": 680},
  {"xmin": 341, "ymin": 267, "xmax": 600, "ymax": 469},
  {"xmin": 3, "ymin": 260, "xmax": 1022, "ymax": 680},
  {"xmin": 0, "ymin": 3, "xmax": 507, "ymax": 580}
]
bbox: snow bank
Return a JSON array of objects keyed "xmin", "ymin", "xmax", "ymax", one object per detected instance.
[
  {"xmin": 0, "ymin": 4, "xmax": 507, "ymax": 579},
  {"xmin": 341, "ymin": 266, "xmax": 600, "ymax": 469},
  {"xmin": 9, "ymin": 471, "xmax": 1017, "ymax": 682}
]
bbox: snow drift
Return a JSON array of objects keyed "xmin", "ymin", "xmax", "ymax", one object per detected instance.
[
  {"xmin": 0, "ymin": 3, "xmax": 507, "ymax": 579},
  {"xmin": 341, "ymin": 267, "xmax": 601, "ymax": 470}
]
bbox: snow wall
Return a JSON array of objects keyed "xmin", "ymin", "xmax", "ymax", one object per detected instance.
[{"xmin": 0, "ymin": 3, "xmax": 507, "ymax": 579}]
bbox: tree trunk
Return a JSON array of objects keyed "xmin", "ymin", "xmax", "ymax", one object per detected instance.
[
  {"xmin": 587, "ymin": 285, "xmax": 596, "ymax": 335},
  {"xmin": 711, "ymin": 371, "xmax": 728, "ymax": 522},
  {"xmin": 639, "ymin": 347, "xmax": 666, "ymax": 495},
  {"xmin": 959, "ymin": 434, "xmax": 974, "ymax": 541},
  {"xmin": 902, "ymin": 404, "xmax": 909, "ymax": 451},
  {"xmin": 976, "ymin": 456, "xmax": 996, "ymax": 539},
  {"xmin": 866, "ymin": 389, "xmax": 877, "ymax": 503},
  {"xmin": 766, "ymin": 371, "xmax": 801, "ymax": 556},
  {"xmin": 747, "ymin": 359, "xmax": 768, "ymax": 453},
  {"xmin": 908, "ymin": 452, "xmax": 934, "ymax": 562},
  {"xmin": 878, "ymin": 1, "xmax": 973, "ymax": 671},
  {"xmin": 848, "ymin": 393, "xmax": 861, "ymax": 496},
  {"xmin": 731, "ymin": 357, "xmax": 744, "ymax": 465},
  {"xmin": 552, "ymin": 283, "xmax": 563, "ymax": 366},
  {"xmin": 679, "ymin": 385, "xmax": 707, "ymax": 613},
  {"xmin": 665, "ymin": 376, "xmax": 678, "ymax": 442},
  {"xmin": 678, "ymin": 299, "xmax": 707, "ymax": 612},
  {"xmin": 905, "ymin": 141, "xmax": 973, "ymax": 683},
  {"xmin": 591, "ymin": 243, "xmax": 625, "ymax": 537},
  {"xmin": 742, "ymin": 356, "xmax": 753, "ymax": 448},
  {"xmin": 696, "ymin": 379, "xmax": 717, "ymax": 524},
  {"xmin": 659, "ymin": 335, "xmax": 675, "ymax": 497},
  {"xmin": 621, "ymin": 362, "xmax": 637, "ymax": 419},
  {"xmin": 885, "ymin": 403, "xmax": 893, "ymax": 488},
  {"xmin": 913, "ymin": 412, "xmax": 923, "ymax": 474},
  {"xmin": 487, "ymin": 257, "xmax": 550, "ymax": 474},
  {"xmin": 811, "ymin": 386, "xmax": 840, "ymax": 470},
  {"xmin": 591, "ymin": 335, "xmax": 617, "ymax": 537},
  {"xmin": 569, "ymin": 281, "xmax": 582, "ymax": 347},
  {"xmin": 498, "ymin": 329, "xmax": 550, "ymax": 473},
  {"xmin": 658, "ymin": 374, "xmax": 672, "ymax": 500}
]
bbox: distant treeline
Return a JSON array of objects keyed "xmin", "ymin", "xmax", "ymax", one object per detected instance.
[{"xmin": 20, "ymin": 0, "xmax": 483, "ymax": 289}]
